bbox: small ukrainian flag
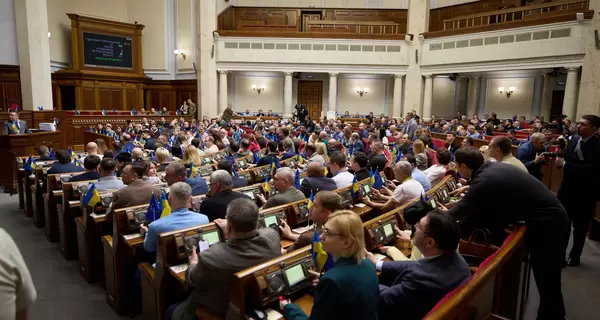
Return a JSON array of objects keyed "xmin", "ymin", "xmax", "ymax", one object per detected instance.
[
  {"xmin": 81, "ymin": 183, "xmax": 101, "ymax": 207},
  {"xmin": 160, "ymin": 193, "xmax": 171, "ymax": 218},
  {"xmin": 308, "ymin": 190, "xmax": 315, "ymax": 209},
  {"xmin": 312, "ymin": 231, "xmax": 334, "ymax": 273}
]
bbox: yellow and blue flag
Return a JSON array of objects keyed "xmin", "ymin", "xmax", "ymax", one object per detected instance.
[
  {"xmin": 102, "ymin": 109, "xmax": 107, "ymax": 116},
  {"xmin": 24, "ymin": 155, "xmax": 37, "ymax": 173},
  {"xmin": 298, "ymin": 153, "xmax": 305, "ymax": 165},
  {"xmin": 188, "ymin": 163, "xmax": 197, "ymax": 178},
  {"xmin": 369, "ymin": 168, "xmax": 375, "ymax": 185},
  {"xmin": 270, "ymin": 158, "xmax": 280, "ymax": 176},
  {"xmin": 351, "ymin": 175, "xmax": 359, "ymax": 199},
  {"xmin": 146, "ymin": 195, "xmax": 161, "ymax": 222},
  {"xmin": 160, "ymin": 192, "xmax": 171, "ymax": 218},
  {"xmin": 373, "ymin": 169, "xmax": 383, "ymax": 189},
  {"xmin": 81, "ymin": 183, "xmax": 101, "ymax": 207},
  {"xmin": 263, "ymin": 175, "xmax": 271, "ymax": 194},
  {"xmin": 68, "ymin": 147, "xmax": 75, "ymax": 159},
  {"xmin": 307, "ymin": 190, "xmax": 315, "ymax": 209},
  {"xmin": 73, "ymin": 158, "xmax": 81, "ymax": 167},
  {"xmin": 53, "ymin": 118, "xmax": 59, "ymax": 128},
  {"xmin": 323, "ymin": 162, "xmax": 328, "ymax": 176},
  {"xmin": 49, "ymin": 148, "xmax": 55, "ymax": 159},
  {"xmin": 312, "ymin": 231, "xmax": 334, "ymax": 273}
]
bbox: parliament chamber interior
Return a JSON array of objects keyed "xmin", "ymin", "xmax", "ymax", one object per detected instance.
[{"xmin": 1, "ymin": 0, "xmax": 600, "ymax": 319}]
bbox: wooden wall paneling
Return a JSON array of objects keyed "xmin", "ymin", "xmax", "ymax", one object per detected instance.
[
  {"xmin": 111, "ymin": 88, "xmax": 122, "ymax": 110},
  {"xmin": 81, "ymin": 87, "xmax": 96, "ymax": 110},
  {"xmin": 429, "ymin": 0, "xmax": 522, "ymax": 31},
  {"xmin": 98, "ymin": 88, "xmax": 111, "ymax": 110},
  {"xmin": 159, "ymin": 92, "xmax": 172, "ymax": 110},
  {"xmin": 126, "ymin": 89, "xmax": 137, "ymax": 110},
  {"xmin": 0, "ymin": 65, "xmax": 21, "ymax": 111}
]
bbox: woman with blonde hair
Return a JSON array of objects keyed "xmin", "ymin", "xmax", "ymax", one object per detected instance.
[
  {"xmin": 412, "ymin": 139, "xmax": 428, "ymax": 171},
  {"xmin": 155, "ymin": 147, "xmax": 170, "ymax": 172},
  {"xmin": 314, "ymin": 142, "xmax": 329, "ymax": 164},
  {"xmin": 280, "ymin": 210, "xmax": 379, "ymax": 320},
  {"xmin": 183, "ymin": 145, "xmax": 202, "ymax": 167}
]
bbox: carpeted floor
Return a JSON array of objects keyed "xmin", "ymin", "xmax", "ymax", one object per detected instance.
[{"xmin": 0, "ymin": 192, "xmax": 598, "ymax": 320}]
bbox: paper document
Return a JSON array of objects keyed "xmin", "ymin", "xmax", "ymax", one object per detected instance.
[
  {"xmin": 123, "ymin": 233, "xmax": 142, "ymax": 240},
  {"xmin": 170, "ymin": 264, "xmax": 189, "ymax": 273},
  {"xmin": 354, "ymin": 203, "xmax": 366, "ymax": 208},
  {"xmin": 265, "ymin": 309, "xmax": 283, "ymax": 320},
  {"xmin": 198, "ymin": 240, "xmax": 210, "ymax": 252},
  {"xmin": 373, "ymin": 253, "xmax": 387, "ymax": 261}
]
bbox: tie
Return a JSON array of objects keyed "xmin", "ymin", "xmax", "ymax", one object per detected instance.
[{"xmin": 574, "ymin": 137, "xmax": 584, "ymax": 161}]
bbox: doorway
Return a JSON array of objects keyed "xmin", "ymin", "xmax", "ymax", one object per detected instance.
[
  {"xmin": 550, "ymin": 90, "xmax": 565, "ymax": 120},
  {"xmin": 297, "ymin": 81, "xmax": 323, "ymax": 120},
  {"xmin": 301, "ymin": 11, "xmax": 322, "ymax": 31}
]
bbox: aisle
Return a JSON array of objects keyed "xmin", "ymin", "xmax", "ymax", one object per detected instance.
[{"xmin": 0, "ymin": 193, "xmax": 136, "ymax": 320}]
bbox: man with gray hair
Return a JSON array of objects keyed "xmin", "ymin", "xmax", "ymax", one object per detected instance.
[
  {"xmin": 200, "ymin": 170, "xmax": 250, "ymax": 221},
  {"xmin": 140, "ymin": 182, "xmax": 208, "ymax": 253},
  {"xmin": 257, "ymin": 167, "xmax": 305, "ymax": 209},
  {"xmin": 362, "ymin": 161, "xmax": 424, "ymax": 211},
  {"xmin": 173, "ymin": 198, "xmax": 280, "ymax": 319},
  {"xmin": 164, "ymin": 162, "xmax": 208, "ymax": 196},
  {"xmin": 516, "ymin": 132, "xmax": 547, "ymax": 180}
]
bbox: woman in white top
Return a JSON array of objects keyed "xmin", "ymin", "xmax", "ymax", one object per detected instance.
[{"xmin": 424, "ymin": 148, "xmax": 451, "ymax": 186}]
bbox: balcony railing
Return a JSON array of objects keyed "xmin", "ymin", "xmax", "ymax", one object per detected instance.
[
  {"xmin": 442, "ymin": 0, "xmax": 588, "ymax": 30},
  {"xmin": 307, "ymin": 20, "xmax": 402, "ymax": 35}
]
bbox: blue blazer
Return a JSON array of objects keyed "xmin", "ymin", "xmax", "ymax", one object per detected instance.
[
  {"xmin": 284, "ymin": 257, "xmax": 379, "ymax": 320},
  {"xmin": 185, "ymin": 177, "xmax": 209, "ymax": 196},
  {"xmin": 378, "ymin": 252, "xmax": 470, "ymax": 320},
  {"xmin": 47, "ymin": 162, "xmax": 85, "ymax": 174}
]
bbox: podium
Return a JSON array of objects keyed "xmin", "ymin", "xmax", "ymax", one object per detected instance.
[{"xmin": 0, "ymin": 131, "xmax": 63, "ymax": 192}]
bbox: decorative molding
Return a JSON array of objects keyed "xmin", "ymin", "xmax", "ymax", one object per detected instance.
[
  {"xmin": 50, "ymin": 60, "xmax": 69, "ymax": 73},
  {"xmin": 217, "ymin": 62, "xmax": 407, "ymax": 75},
  {"xmin": 421, "ymin": 55, "xmax": 584, "ymax": 74}
]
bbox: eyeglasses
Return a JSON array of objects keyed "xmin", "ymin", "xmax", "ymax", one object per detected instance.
[
  {"xmin": 414, "ymin": 222, "xmax": 430, "ymax": 237},
  {"xmin": 321, "ymin": 228, "xmax": 341, "ymax": 237}
]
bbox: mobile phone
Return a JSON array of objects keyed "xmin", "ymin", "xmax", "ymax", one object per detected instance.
[{"xmin": 541, "ymin": 152, "xmax": 558, "ymax": 158}]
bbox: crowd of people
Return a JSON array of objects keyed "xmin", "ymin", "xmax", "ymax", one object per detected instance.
[{"xmin": 2, "ymin": 105, "xmax": 600, "ymax": 320}]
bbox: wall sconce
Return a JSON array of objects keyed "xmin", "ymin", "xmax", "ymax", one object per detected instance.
[
  {"xmin": 356, "ymin": 87, "xmax": 369, "ymax": 97},
  {"xmin": 174, "ymin": 49, "xmax": 187, "ymax": 60},
  {"xmin": 252, "ymin": 84, "xmax": 265, "ymax": 94},
  {"xmin": 498, "ymin": 86, "xmax": 515, "ymax": 98},
  {"xmin": 48, "ymin": 32, "xmax": 51, "ymax": 38}
]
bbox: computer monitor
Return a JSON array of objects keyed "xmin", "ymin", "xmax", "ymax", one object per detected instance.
[
  {"xmin": 203, "ymin": 230, "xmax": 221, "ymax": 246},
  {"xmin": 361, "ymin": 184, "xmax": 372, "ymax": 196},
  {"xmin": 264, "ymin": 215, "xmax": 278, "ymax": 228},
  {"xmin": 284, "ymin": 264, "xmax": 307, "ymax": 287},
  {"xmin": 238, "ymin": 160, "xmax": 246, "ymax": 167},
  {"xmin": 382, "ymin": 223, "xmax": 394, "ymax": 238},
  {"xmin": 244, "ymin": 191, "xmax": 255, "ymax": 199}
]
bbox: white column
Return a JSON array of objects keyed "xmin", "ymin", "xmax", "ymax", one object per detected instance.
[
  {"xmin": 218, "ymin": 70, "xmax": 228, "ymax": 114},
  {"xmin": 422, "ymin": 75, "xmax": 434, "ymax": 120},
  {"xmin": 540, "ymin": 74, "xmax": 553, "ymax": 121},
  {"xmin": 392, "ymin": 74, "xmax": 404, "ymax": 119},
  {"xmin": 15, "ymin": 0, "xmax": 53, "ymax": 111},
  {"xmin": 284, "ymin": 72, "xmax": 293, "ymax": 119},
  {"xmin": 466, "ymin": 75, "xmax": 481, "ymax": 118},
  {"xmin": 562, "ymin": 67, "xmax": 579, "ymax": 121},
  {"xmin": 198, "ymin": 0, "xmax": 218, "ymax": 119},
  {"xmin": 403, "ymin": 0, "xmax": 430, "ymax": 116},
  {"xmin": 328, "ymin": 73, "xmax": 338, "ymax": 114}
]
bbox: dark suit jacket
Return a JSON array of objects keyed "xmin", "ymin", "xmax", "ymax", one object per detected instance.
[
  {"xmin": 445, "ymin": 141, "xmax": 460, "ymax": 154},
  {"xmin": 144, "ymin": 138, "xmax": 157, "ymax": 150},
  {"xmin": 231, "ymin": 176, "xmax": 248, "ymax": 188},
  {"xmin": 47, "ymin": 162, "xmax": 85, "ymax": 174},
  {"xmin": 379, "ymin": 252, "xmax": 471, "ymax": 320},
  {"xmin": 2, "ymin": 120, "xmax": 29, "ymax": 135},
  {"xmin": 285, "ymin": 258, "xmax": 379, "ymax": 320},
  {"xmin": 367, "ymin": 154, "xmax": 387, "ymax": 172},
  {"xmin": 184, "ymin": 177, "xmax": 208, "ymax": 196},
  {"xmin": 299, "ymin": 176, "xmax": 337, "ymax": 198},
  {"xmin": 516, "ymin": 141, "xmax": 543, "ymax": 180},
  {"xmin": 185, "ymin": 228, "xmax": 281, "ymax": 318},
  {"xmin": 558, "ymin": 135, "xmax": 600, "ymax": 199},
  {"xmin": 354, "ymin": 168, "xmax": 370, "ymax": 181},
  {"xmin": 107, "ymin": 180, "xmax": 161, "ymax": 223},
  {"xmin": 199, "ymin": 190, "xmax": 250, "ymax": 221},
  {"xmin": 69, "ymin": 171, "xmax": 100, "ymax": 182},
  {"xmin": 256, "ymin": 153, "xmax": 279, "ymax": 167}
]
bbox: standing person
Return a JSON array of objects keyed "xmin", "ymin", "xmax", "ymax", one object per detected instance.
[
  {"xmin": 0, "ymin": 228, "xmax": 37, "ymax": 320},
  {"xmin": 2, "ymin": 111, "xmax": 30, "ymax": 134},
  {"xmin": 439, "ymin": 148, "xmax": 569, "ymax": 320},
  {"xmin": 556, "ymin": 115, "xmax": 600, "ymax": 266}
]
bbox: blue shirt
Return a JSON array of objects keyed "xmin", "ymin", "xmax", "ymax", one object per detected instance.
[
  {"xmin": 185, "ymin": 177, "xmax": 209, "ymax": 196},
  {"xmin": 412, "ymin": 168, "xmax": 431, "ymax": 192},
  {"xmin": 143, "ymin": 208, "xmax": 209, "ymax": 252},
  {"xmin": 467, "ymin": 131, "xmax": 481, "ymax": 139}
]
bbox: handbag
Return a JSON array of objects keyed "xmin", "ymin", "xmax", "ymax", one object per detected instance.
[{"xmin": 459, "ymin": 229, "xmax": 500, "ymax": 267}]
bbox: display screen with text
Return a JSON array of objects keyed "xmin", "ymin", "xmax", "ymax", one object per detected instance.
[{"xmin": 83, "ymin": 32, "xmax": 133, "ymax": 69}]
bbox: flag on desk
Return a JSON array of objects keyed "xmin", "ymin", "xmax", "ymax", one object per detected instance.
[
  {"xmin": 395, "ymin": 149, "xmax": 404, "ymax": 164},
  {"xmin": 68, "ymin": 147, "xmax": 76, "ymax": 160},
  {"xmin": 323, "ymin": 162, "xmax": 328, "ymax": 176},
  {"xmin": 102, "ymin": 109, "xmax": 107, "ymax": 116},
  {"xmin": 74, "ymin": 110, "xmax": 80, "ymax": 115},
  {"xmin": 369, "ymin": 168, "xmax": 375, "ymax": 185},
  {"xmin": 24, "ymin": 155, "xmax": 36, "ymax": 173},
  {"xmin": 130, "ymin": 109, "xmax": 137, "ymax": 116},
  {"xmin": 160, "ymin": 192, "xmax": 171, "ymax": 218},
  {"xmin": 232, "ymin": 166, "xmax": 239, "ymax": 178},
  {"xmin": 312, "ymin": 231, "xmax": 334, "ymax": 273},
  {"xmin": 263, "ymin": 175, "xmax": 271, "ymax": 195},
  {"xmin": 298, "ymin": 153, "xmax": 305, "ymax": 165},
  {"xmin": 188, "ymin": 163, "xmax": 198, "ymax": 178},
  {"xmin": 53, "ymin": 118, "xmax": 59, "ymax": 128},
  {"xmin": 253, "ymin": 152, "xmax": 260, "ymax": 164},
  {"xmin": 270, "ymin": 159, "xmax": 280, "ymax": 177},
  {"xmin": 351, "ymin": 175, "xmax": 360, "ymax": 199},
  {"xmin": 37, "ymin": 106, "xmax": 43, "ymax": 111},
  {"xmin": 294, "ymin": 170, "xmax": 300, "ymax": 189},
  {"xmin": 81, "ymin": 183, "xmax": 101, "ymax": 207},
  {"xmin": 307, "ymin": 190, "xmax": 315, "ymax": 209},
  {"xmin": 146, "ymin": 195, "xmax": 161, "ymax": 222},
  {"xmin": 49, "ymin": 148, "xmax": 55, "ymax": 159},
  {"xmin": 73, "ymin": 158, "xmax": 81, "ymax": 167},
  {"xmin": 373, "ymin": 169, "xmax": 383, "ymax": 189}
]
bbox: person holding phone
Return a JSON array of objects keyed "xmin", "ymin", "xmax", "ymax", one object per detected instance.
[{"xmin": 516, "ymin": 132, "xmax": 547, "ymax": 180}]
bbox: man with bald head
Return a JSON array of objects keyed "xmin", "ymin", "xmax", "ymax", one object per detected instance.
[
  {"xmin": 367, "ymin": 141, "xmax": 387, "ymax": 172},
  {"xmin": 489, "ymin": 136, "xmax": 527, "ymax": 172},
  {"xmin": 257, "ymin": 167, "xmax": 305, "ymax": 209},
  {"xmin": 131, "ymin": 148, "xmax": 144, "ymax": 162},
  {"xmin": 299, "ymin": 162, "xmax": 337, "ymax": 198}
]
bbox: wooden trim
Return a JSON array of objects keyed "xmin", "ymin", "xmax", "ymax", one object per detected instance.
[
  {"xmin": 307, "ymin": 20, "xmax": 399, "ymax": 25},
  {"xmin": 216, "ymin": 30, "xmax": 405, "ymax": 40},
  {"xmin": 422, "ymin": 11, "xmax": 593, "ymax": 39},
  {"xmin": 443, "ymin": 0, "xmax": 587, "ymax": 22}
]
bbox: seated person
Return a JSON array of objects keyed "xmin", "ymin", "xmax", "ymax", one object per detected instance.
[
  {"xmin": 47, "ymin": 150, "xmax": 85, "ymax": 174},
  {"xmin": 256, "ymin": 141, "xmax": 280, "ymax": 167},
  {"xmin": 404, "ymin": 154, "xmax": 431, "ymax": 192},
  {"xmin": 280, "ymin": 191, "xmax": 343, "ymax": 253},
  {"xmin": 107, "ymin": 163, "xmax": 161, "ymax": 223},
  {"xmin": 489, "ymin": 136, "xmax": 527, "ymax": 172},
  {"xmin": 142, "ymin": 161, "xmax": 163, "ymax": 185},
  {"xmin": 217, "ymin": 160, "xmax": 247, "ymax": 188},
  {"xmin": 362, "ymin": 161, "xmax": 424, "ymax": 211},
  {"xmin": 424, "ymin": 148, "xmax": 451, "ymax": 186},
  {"xmin": 155, "ymin": 147, "xmax": 170, "ymax": 172},
  {"xmin": 94, "ymin": 158, "xmax": 125, "ymax": 191},
  {"xmin": 303, "ymin": 143, "xmax": 325, "ymax": 166},
  {"xmin": 164, "ymin": 162, "xmax": 208, "ymax": 196},
  {"xmin": 366, "ymin": 211, "xmax": 470, "ymax": 320},
  {"xmin": 280, "ymin": 138, "xmax": 296, "ymax": 160},
  {"xmin": 80, "ymin": 142, "xmax": 103, "ymax": 163},
  {"xmin": 329, "ymin": 151, "xmax": 355, "ymax": 189},
  {"xmin": 140, "ymin": 182, "xmax": 209, "ymax": 252},
  {"xmin": 350, "ymin": 151, "xmax": 370, "ymax": 181},
  {"xmin": 172, "ymin": 198, "xmax": 281, "ymax": 319},
  {"xmin": 69, "ymin": 155, "xmax": 101, "ymax": 182},
  {"xmin": 367, "ymin": 142, "xmax": 388, "ymax": 172},
  {"xmin": 257, "ymin": 167, "xmax": 305, "ymax": 209},
  {"xmin": 115, "ymin": 152, "xmax": 133, "ymax": 177},
  {"xmin": 299, "ymin": 162, "xmax": 337, "ymax": 198},
  {"xmin": 280, "ymin": 210, "xmax": 379, "ymax": 320},
  {"xmin": 36, "ymin": 146, "xmax": 54, "ymax": 161},
  {"xmin": 199, "ymin": 170, "xmax": 250, "ymax": 221},
  {"xmin": 131, "ymin": 147, "xmax": 144, "ymax": 162}
]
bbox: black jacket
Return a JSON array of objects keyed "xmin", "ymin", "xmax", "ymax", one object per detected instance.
[
  {"xmin": 367, "ymin": 154, "xmax": 387, "ymax": 172},
  {"xmin": 558, "ymin": 135, "xmax": 600, "ymax": 199},
  {"xmin": 299, "ymin": 176, "xmax": 338, "ymax": 198},
  {"xmin": 69, "ymin": 171, "xmax": 100, "ymax": 182},
  {"xmin": 199, "ymin": 190, "xmax": 251, "ymax": 221}
]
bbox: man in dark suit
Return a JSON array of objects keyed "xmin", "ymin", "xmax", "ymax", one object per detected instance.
[
  {"xmin": 256, "ymin": 141, "xmax": 279, "ymax": 167},
  {"xmin": 69, "ymin": 155, "xmax": 101, "ymax": 182},
  {"xmin": 217, "ymin": 160, "xmax": 247, "ymax": 189},
  {"xmin": 199, "ymin": 170, "xmax": 250, "ymax": 221},
  {"xmin": 35, "ymin": 146, "xmax": 54, "ymax": 161},
  {"xmin": 172, "ymin": 198, "xmax": 281, "ymax": 319},
  {"xmin": 2, "ymin": 111, "xmax": 30, "ymax": 135},
  {"xmin": 164, "ymin": 162, "xmax": 208, "ymax": 196},
  {"xmin": 367, "ymin": 211, "xmax": 470, "ymax": 320},
  {"xmin": 350, "ymin": 152, "xmax": 370, "ymax": 181},
  {"xmin": 441, "ymin": 148, "xmax": 569, "ymax": 320},
  {"xmin": 557, "ymin": 115, "xmax": 600, "ymax": 267},
  {"xmin": 299, "ymin": 162, "xmax": 337, "ymax": 198},
  {"xmin": 367, "ymin": 142, "xmax": 388, "ymax": 172},
  {"xmin": 444, "ymin": 132, "xmax": 460, "ymax": 154},
  {"xmin": 47, "ymin": 150, "xmax": 85, "ymax": 175},
  {"xmin": 516, "ymin": 132, "xmax": 547, "ymax": 180}
]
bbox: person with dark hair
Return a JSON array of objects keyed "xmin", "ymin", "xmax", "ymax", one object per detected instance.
[
  {"xmin": 95, "ymin": 158, "xmax": 125, "ymax": 191},
  {"xmin": 424, "ymin": 148, "xmax": 451, "ymax": 186},
  {"xmin": 299, "ymin": 162, "xmax": 337, "ymax": 198},
  {"xmin": 440, "ymin": 147, "xmax": 569, "ymax": 320},
  {"xmin": 461, "ymin": 136, "xmax": 475, "ymax": 149},
  {"xmin": 69, "ymin": 155, "xmax": 101, "ymax": 182},
  {"xmin": 47, "ymin": 150, "xmax": 85, "ymax": 174},
  {"xmin": 217, "ymin": 160, "xmax": 247, "ymax": 188},
  {"xmin": 329, "ymin": 151, "xmax": 354, "ymax": 189},
  {"xmin": 489, "ymin": 136, "xmax": 527, "ymax": 172},
  {"xmin": 403, "ymin": 154, "xmax": 431, "ymax": 192},
  {"xmin": 256, "ymin": 141, "xmax": 279, "ymax": 167},
  {"xmin": 507, "ymin": 129, "xmax": 520, "ymax": 146},
  {"xmin": 367, "ymin": 142, "xmax": 387, "ymax": 172},
  {"xmin": 2, "ymin": 111, "xmax": 29, "ymax": 134},
  {"xmin": 164, "ymin": 162, "xmax": 208, "ymax": 196},
  {"xmin": 366, "ymin": 211, "xmax": 470, "ymax": 320},
  {"xmin": 107, "ymin": 163, "xmax": 161, "ymax": 223},
  {"xmin": 350, "ymin": 151, "xmax": 370, "ymax": 181},
  {"xmin": 115, "ymin": 152, "xmax": 133, "ymax": 177},
  {"xmin": 444, "ymin": 132, "xmax": 460, "ymax": 154},
  {"xmin": 556, "ymin": 114, "xmax": 600, "ymax": 267}
]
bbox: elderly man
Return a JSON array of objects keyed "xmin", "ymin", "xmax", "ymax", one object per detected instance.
[
  {"xmin": 164, "ymin": 162, "xmax": 208, "ymax": 196},
  {"xmin": 516, "ymin": 132, "xmax": 547, "ymax": 180},
  {"xmin": 299, "ymin": 162, "xmax": 337, "ymax": 198},
  {"xmin": 107, "ymin": 163, "xmax": 161, "ymax": 223},
  {"xmin": 131, "ymin": 147, "xmax": 144, "ymax": 162},
  {"xmin": 362, "ymin": 161, "xmax": 424, "ymax": 211},
  {"xmin": 172, "ymin": 198, "xmax": 280, "ymax": 319},
  {"xmin": 140, "ymin": 182, "xmax": 208, "ymax": 253},
  {"xmin": 489, "ymin": 136, "xmax": 527, "ymax": 172},
  {"xmin": 257, "ymin": 167, "xmax": 305, "ymax": 209},
  {"xmin": 200, "ymin": 170, "xmax": 250, "ymax": 221}
]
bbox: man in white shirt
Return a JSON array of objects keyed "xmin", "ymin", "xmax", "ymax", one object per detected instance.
[
  {"xmin": 80, "ymin": 141, "xmax": 104, "ymax": 163},
  {"xmin": 0, "ymin": 228, "xmax": 37, "ymax": 320},
  {"xmin": 328, "ymin": 151, "xmax": 354, "ymax": 189},
  {"xmin": 204, "ymin": 136, "xmax": 220, "ymax": 155},
  {"xmin": 362, "ymin": 161, "xmax": 424, "ymax": 211},
  {"xmin": 489, "ymin": 136, "xmax": 527, "ymax": 172},
  {"xmin": 424, "ymin": 148, "xmax": 452, "ymax": 186},
  {"xmin": 220, "ymin": 129, "xmax": 230, "ymax": 148}
]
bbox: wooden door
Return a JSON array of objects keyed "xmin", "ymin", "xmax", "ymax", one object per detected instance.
[
  {"xmin": 298, "ymin": 81, "xmax": 323, "ymax": 120},
  {"xmin": 302, "ymin": 13, "xmax": 321, "ymax": 31}
]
